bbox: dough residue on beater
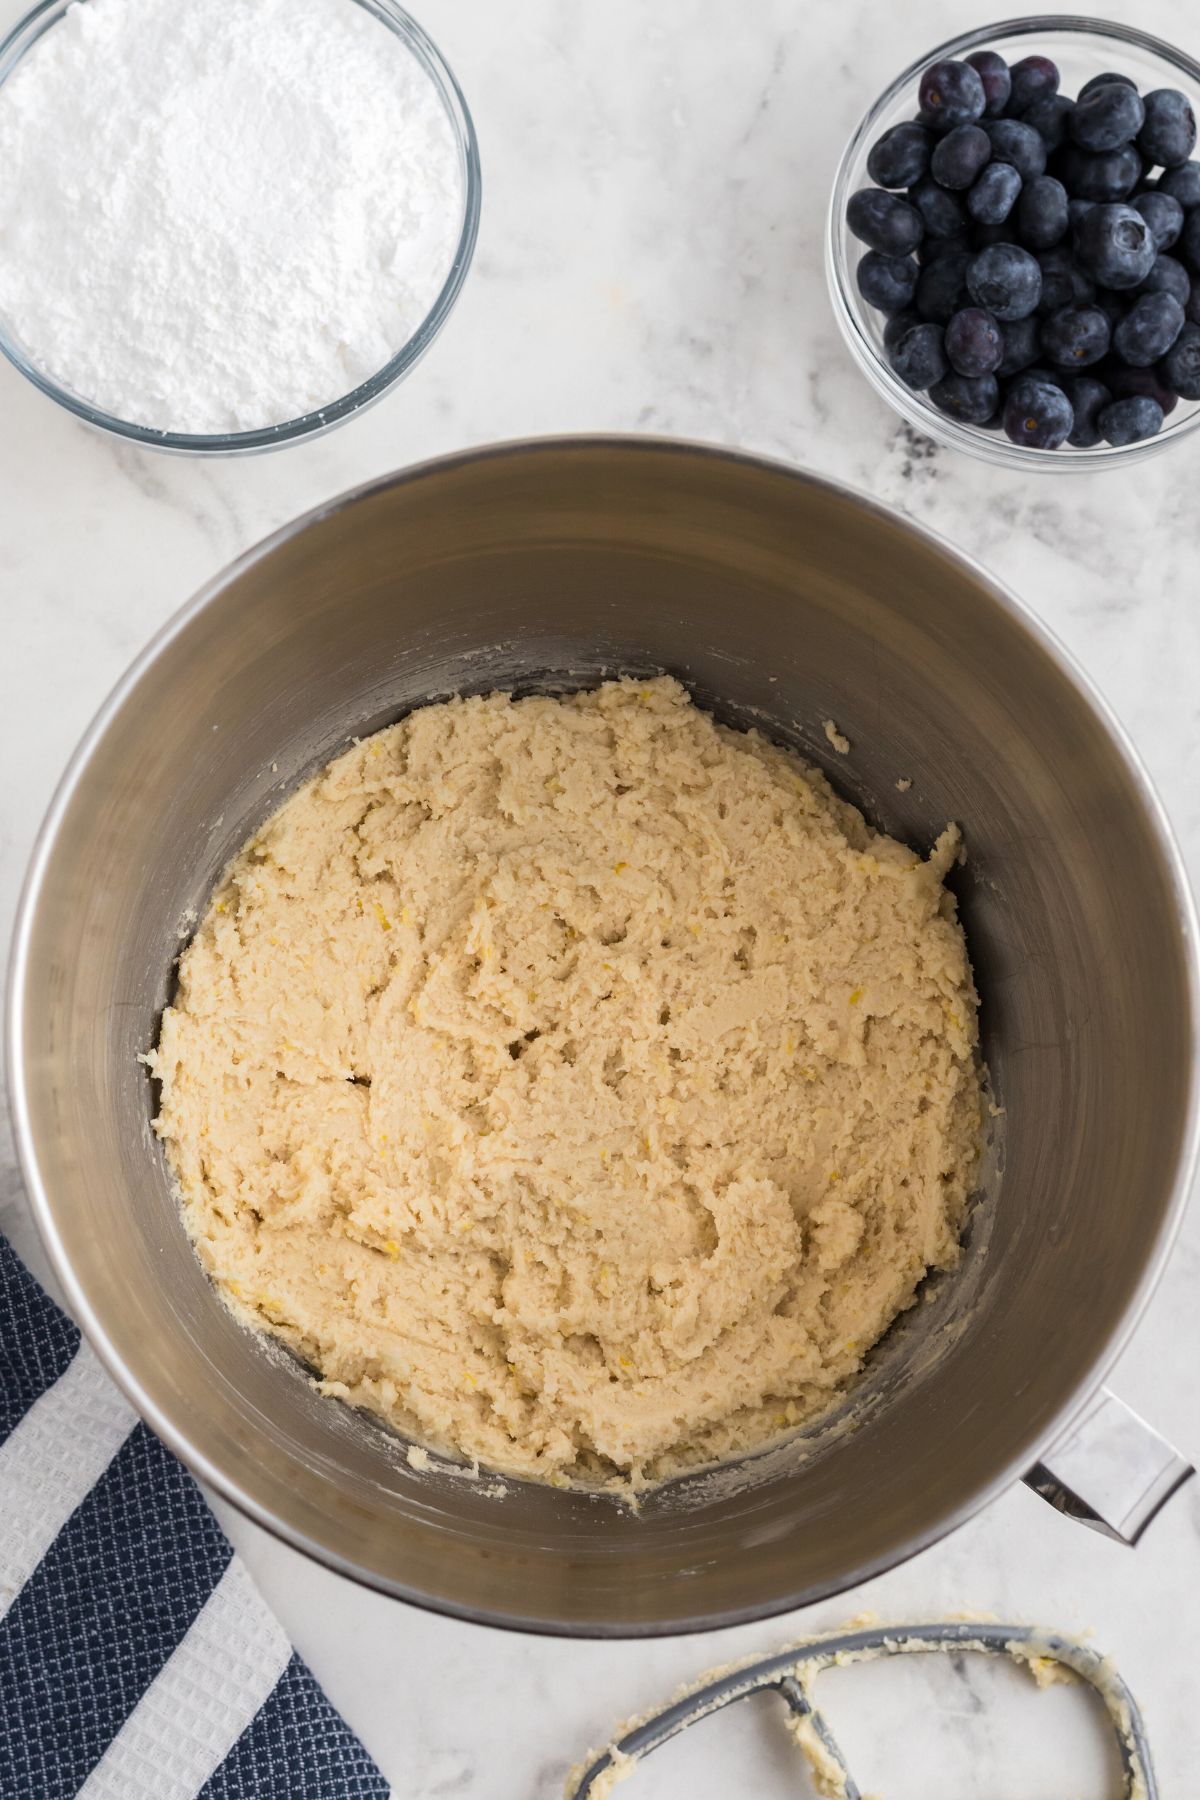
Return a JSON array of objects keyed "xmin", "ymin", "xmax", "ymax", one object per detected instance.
[{"xmin": 151, "ymin": 678, "xmax": 983, "ymax": 1490}]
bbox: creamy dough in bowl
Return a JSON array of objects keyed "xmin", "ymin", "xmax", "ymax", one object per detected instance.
[{"xmin": 150, "ymin": 677, "xmax": 983, "ymax": 1490}]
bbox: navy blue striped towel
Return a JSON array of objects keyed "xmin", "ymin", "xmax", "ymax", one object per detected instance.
[{"xmin": 0, "ymin": 1234, "xmax": 390, "ymax": 1798}]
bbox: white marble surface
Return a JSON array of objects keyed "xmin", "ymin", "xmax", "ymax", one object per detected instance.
[{"xmin": 2, "ymin": 0, "xmax": 1200, "ymax": 1793}]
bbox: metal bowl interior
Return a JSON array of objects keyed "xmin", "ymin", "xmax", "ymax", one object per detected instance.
[
  {"xmin": 827, "ymin": 15, "xmax": 1200, "ymax": 470},
  {"xmin": 9, "ymin": 439, "xmax": 1197, "ymax": 1634},
  {"xmin": 0, "ymin": 0, "xmax": 481, "ymax": 455}
]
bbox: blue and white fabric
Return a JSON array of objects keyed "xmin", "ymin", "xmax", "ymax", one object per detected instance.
[{"xmin": 0, "ymin": 1235, "xmax": 390, "ymax": 1799}]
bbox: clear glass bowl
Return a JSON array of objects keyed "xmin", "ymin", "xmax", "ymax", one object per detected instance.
[
  {"xmin": 827, "ymin": 16, "xmax": 1200, "ymax": 469},
  {"xmin": 0, "ymin": 0, "xmax": 481, "ymax": 455}
]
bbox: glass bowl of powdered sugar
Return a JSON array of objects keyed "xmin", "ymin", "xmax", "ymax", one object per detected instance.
[{"xmin": 0, "ymin": 0, "xmax": 480, "ymax": 451}]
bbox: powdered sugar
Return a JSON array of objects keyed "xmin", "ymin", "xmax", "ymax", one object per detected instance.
[{"xmin": 0, "ymin": 0, "xmax": 465, "ymax": 433}]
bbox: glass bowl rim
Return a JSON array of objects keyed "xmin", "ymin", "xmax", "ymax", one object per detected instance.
[
  {"xmin": 826, "ymin": 13, "xmax": 1200, "ymax": 471},
  {"xmin": 0, "ymin": 0, "xmax": 482, "ymax": 456}
]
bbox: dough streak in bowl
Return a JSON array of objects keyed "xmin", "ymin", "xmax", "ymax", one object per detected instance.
[{"xmin": 148, "ymin": 677, "xmax": 984, "ymax": 1491}]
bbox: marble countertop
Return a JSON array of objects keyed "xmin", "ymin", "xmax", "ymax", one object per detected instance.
[{"xmin": 3, "ymin": 0, "xmax": 1199, "ymax": 1793}]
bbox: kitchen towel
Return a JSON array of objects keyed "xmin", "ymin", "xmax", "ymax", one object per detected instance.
[{"xmin": 0, "ymin": 1234, "xmax": 390, "ymax": 1799}]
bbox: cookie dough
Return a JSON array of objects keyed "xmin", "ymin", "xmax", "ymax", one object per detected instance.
[{"xmin": 151, "ymin": 677, "xmax": 982, "ymax": 1489}]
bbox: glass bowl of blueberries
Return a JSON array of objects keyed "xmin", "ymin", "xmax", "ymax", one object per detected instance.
[{"xmin": 828, "ymin": 17, "xmax": 1200, "ymax": 465}]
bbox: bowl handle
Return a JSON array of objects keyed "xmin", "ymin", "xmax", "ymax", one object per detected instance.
[{"xmin": 1023, "ymin": 1389, "xmax": 1193, "ymax": 1545}]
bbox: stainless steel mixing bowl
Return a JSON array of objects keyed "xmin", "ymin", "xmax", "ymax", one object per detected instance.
[{"xmin": 9, "ymin": 439, "xmax": 1198, "ymax": 1635}]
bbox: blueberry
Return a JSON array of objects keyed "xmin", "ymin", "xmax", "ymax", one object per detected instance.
[
  {"xmin": 1137, "ymin": 90, "xmax": 1197, "ymax": 170},
  {"xmin": 919, "ymin": 59, "xmax": 987, "ymax": 131},
  {"xmin": 1157, "ymin": 162, "xmax": 1200, "ymax": 209},
  {"xmin": 1022, "ymin": 93, "xmax": 1075, "ymax": 153},
  {"xmin": 1043, "ymin": 250, "xmax": 1101, "ymax": 309},
  {"xmin": 1020, "ymin": 366, "xmax": 1067, "ymax": 390},
  {"xmin": 1003, "ymin": 373, "xmax": 1074, "ymax": 447},
  {"xmin": 916, "ymin": 248, "xmax": 971, "ymax": 323},
  {"xmin": 909, "ymin": 175, "xmax": 968, "ymax": 238},
  {"xmin": 1070, "ymin": 82, "xmax": 1145, "ymax": 152},
  {"xmin": 1159, "ymin": 319, "xmax": 1200, "ymax": 398},
  {"xmin": 1181, "ymin": 208, "xmax": 1200, "ymax": 274},
  {"xmin": 966, "ymin": 49, "xmax": 1011, "ymax": 118},
  {"xmin": 929, "ymin": 371, "xmax": 999, "ymax": 423},
  {"xmin": 996, "ymin": 313, "xmax": 1041, "ymax": 375},
  {"xmin": 1062, "ymin": 374, "xmax": 1111, "ymax": 446},
  {"xmin": 931, "ymin": 123, "xmax": 992, "ymax": 190},
  {"xmin": 1114, "ymin": 290, "xmax": 1185, "ymax": 364},
  {"xmin": 887, "ymin": 320, "xmax": 949, "ymax": 389},
  {"xmin": 1093, "ymin": 290, "xmax": 1128, "ymax": 333},
  {"xmin": 883, "ymin": 308, "xmax": 921, "ymax": 347},
  {"xmin": 1035, "ymin": 246, "xmax": 1078, "ymax": 314},
  {"xmin": 917, "ymin": 229, "xmax": 970, "ymax": 266},
  {"xmin": 868, "ymin": 122, "xmax": 935, "ymax": 189},
  {"xmin": 848, "ymin": 188, "xmax": 925, "ymax": 256},
  {"xmin": 856, "ymin": 250, "xmax": 920, "ymax": 314},
  {"xmin": 1067, "ymin": 197, "xmax": 1097, "ymax": 233},
  {"xmin": 1054, "ymin": 142, "xmax": 1143, "ymax": 202},
  {"xmin": 1078, "ymin": 71, "xmax": 1138, "ymax": 102},
  {"xmin": 984, "ymin": 117, "xmax": 1047, "ymax": 182},
  {"xmin": 967, "ymin": 241, "xmax": 1042, "ymax": 319},
  {"xmin": 1098, "ymin": 394, "xmax": 1164, "ymax": 443},
  {"xmin": 1137, "ymin": 254, "xmax": 1191, "ymax": 308},
  {"xmin": 1040, "ymin": 303, "xmax": 1111, "ymax": 366},
  {"xmin": 968, "ymin": 160, "xmax": 1023, "ymax": 224},
  {"xmin": 1075, "ymin": 203, "xmax": 1157, "ymax": 287},
  {"xmin": 944, "ymin": 306, "xmax": 1003, "ymax": 376},
  {"xmin": 1017, "ymin": 174, "xmax": 1069, "ymax": 248},
  {"xmin": 1007, "ymin": 55, "xmax": 1059, "ymax": 115},
  {"xmin": 1132, "ymin": 190, "xmax": 1184, "ymax": 251},
  {"xmin": 1188, "ymin": 284, "xmax": 1200, "ymax": 326},
  {"xmin": 1106, "ymin": 364, "xmax": 1179, "ymax": 413}
]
